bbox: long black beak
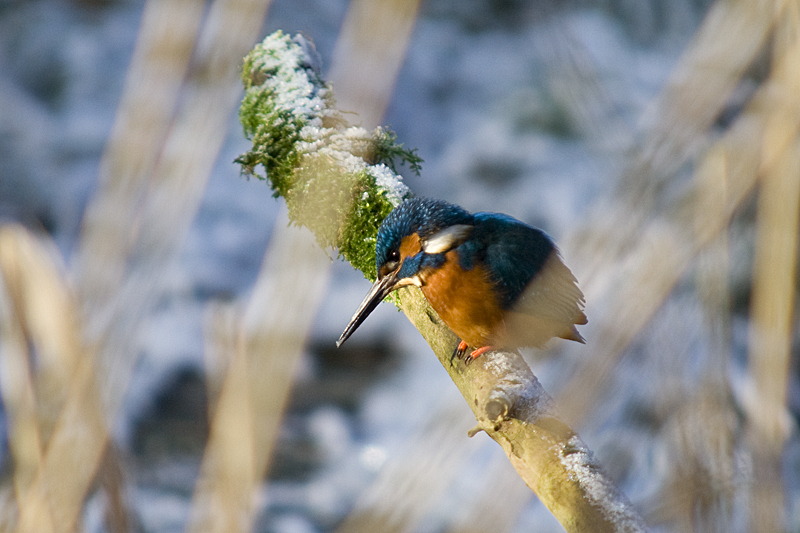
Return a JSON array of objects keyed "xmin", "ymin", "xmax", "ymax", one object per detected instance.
[{"xmin": 337, "ymin": 271, "xmax": 399, "ymax": 348}]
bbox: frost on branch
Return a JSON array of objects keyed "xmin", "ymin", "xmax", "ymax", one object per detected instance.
[{"xmin": 236, "ymin": 31, "xmax": 421, "ymax": 279}]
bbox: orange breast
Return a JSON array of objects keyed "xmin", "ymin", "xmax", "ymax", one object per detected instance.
[{"xmin": 421, "ymin": 250, "xmax": 504, "ymax": 347}]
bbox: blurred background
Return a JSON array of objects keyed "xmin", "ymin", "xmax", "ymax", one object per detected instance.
[{"xmin": 0, "ymin": 0, "xmax": 798, "ymax": 532}]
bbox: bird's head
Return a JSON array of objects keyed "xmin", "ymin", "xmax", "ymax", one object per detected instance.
[{"xmin": 337, "ymin": 198, "xmax": 473, "ymax": 347}]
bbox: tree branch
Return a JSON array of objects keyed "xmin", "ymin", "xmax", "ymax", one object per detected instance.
[{"xmin": 237, "ymin": 31, "xmax": 648, "ymax": 533}]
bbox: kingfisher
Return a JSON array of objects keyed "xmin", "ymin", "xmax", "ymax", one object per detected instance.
[{"xmin": 336, "ymin": 197, "xmax": 587, "ymax": 363}]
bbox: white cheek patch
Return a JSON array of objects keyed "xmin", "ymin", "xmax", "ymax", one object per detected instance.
[{"xmin": 422, "ymin": 224, "xmax": 472, "ymax": 254}]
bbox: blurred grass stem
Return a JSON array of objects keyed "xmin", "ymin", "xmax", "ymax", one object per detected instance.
[
  {"xmin": 329, "ymin": 0, "xmax": 422, "ymax": 129},
  {"xmin": 556, "ymin": 0, "xmax": 800, "ymax": 430},
  {"xmin": 188, "ymin": 216, "xmax": 331, "ymax": 533},
  {"xmin": 745, "ymin": 7, "xmax": 800, "ymax": 531},
  {"xmin": 2, "ymin": 0, "xmax": 273, "ymax": 530}
]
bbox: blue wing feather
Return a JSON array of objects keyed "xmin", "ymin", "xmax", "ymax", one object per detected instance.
[{"xmin": 458, "ymin": 213, "xmax": 554, "ymax": 309}]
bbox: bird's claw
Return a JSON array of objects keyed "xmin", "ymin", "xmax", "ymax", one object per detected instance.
[
  {"xmin": 468, "ymin": 345, "xmax": 494, "ymax": 362},
  {"xmin": 451, "ymin": 340, "xmax": 469, "ymax": 364},
  {"xmin": 452, "ymin": 341, "xmax": 494, "ymax": 366}
]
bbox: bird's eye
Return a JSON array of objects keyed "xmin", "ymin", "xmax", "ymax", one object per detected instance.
[{"xmin": 379, "ymin": 250, "xmax": 400, "ymax": 277}]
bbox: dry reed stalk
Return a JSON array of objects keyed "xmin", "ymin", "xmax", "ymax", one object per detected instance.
[
  {"xmin": 73, "ymin": 0, "xmax": 205, "ymax": 312},
  {"xmin": 0, "ymin": 227, "xmax": 130, "ymax": 533},
  {"xmin": 556, "ymin": 0, "xmax": 800, "ymax": 429},
  {"xmin": 627, "ymin": 137, "xmax": 733, "ymax": 517},
  {"xmin": 546, "ymin": 1, "xmax": 800, "ymax": 529},
  {"xmin": 9, "ymin": 0, "xmax": 196, "ymax": 524},
  {"xmin": 574, "ymin": 0, "xmax": 776, "ymax": 283},
  {"xmin": 745, "ymin": 7, "xmax": 800, "ymax": 531},
  {"xmin": 746, "ymin": 140, "xmax": 800, "ymax": 531},
  {"xmin": 694, "ymin": 146, "xmax": 732, "ymax": 369},
  {"xmin": 194, "ymin": 303, "xmax": 258, "ymax": 533},
  {"xmin": 203, "ymin": 303, "xmax": 240, "ymax": 421},
  {"xmin": 0, "ymin": 301, "xmax": 43, "ymax": 531},
  {"xmin": 82, "ymin": 0, "xmax": 272, "ymax": 418},
  {"xmin": 0, "ymin": 227, "xmax": 57, "ymax": 533},
  {"xmin": 645, "ymin": 146, "xmax": 739, "ymax": 530},
  {"xmin": 0, "ymin": 0, "xmax": 273, "ymax": 530},
  {"xmin": 646, "ymin": 383, "xmax": 740, "ymax": 531},
  {"xmin": 16, "ymin": 8, "xmax": 214, "ymax": 526},
  {"xmin": 0, "ymin": 226, "xmax": 106, "ymax": 533},
  {"xmin": 187, "ymin": 218, "xmax": 331, "ymax": 533},
  {"xmin": 0, "ymin": 229, "xmax": 81, "ymax": 443},
  {"xmin": 328, "ymin": 0, "xmax": 423, "ymax": 129}
]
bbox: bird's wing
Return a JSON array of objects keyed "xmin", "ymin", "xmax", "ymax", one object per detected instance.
[
  {"xmin": 465, "ymin": 213, "xmax": 586, "ymax": 326},
  {"xmin": 510, "ymin": 251, "xmax": 587, "ymax": 325}
]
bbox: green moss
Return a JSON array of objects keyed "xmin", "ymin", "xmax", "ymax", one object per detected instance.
[
  {"xmin": 236, "ymin": 31, "xmax": 415, "ymax": 283},
  {"xmin": 371, "ymin": 128, "xmax": 423, "ymax": 176},
  {"xmin": 338, "ymin": 176, "xmax": 398, "ymax": 280},
  {"xmin": 236, "ymin": 84, "xmax": 306, "ymax": 196},
  {"xmin": 282, "ymin": 157, "xmax": 398, "ymax": 281}
]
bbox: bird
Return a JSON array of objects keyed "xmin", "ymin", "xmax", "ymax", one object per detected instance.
[{"xmin": 336, "ymin": 197, "xmax": 587, "ymax": 363}]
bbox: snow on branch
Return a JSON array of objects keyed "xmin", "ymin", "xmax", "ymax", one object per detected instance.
[{"xmin": 237, "ymin": 31, "xmax": 418, "ymax": 279}]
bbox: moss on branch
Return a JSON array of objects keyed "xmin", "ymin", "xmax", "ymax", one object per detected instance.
[{"xmin": 236, "ymin": 31, "xmax": 419, "ymax": 279}]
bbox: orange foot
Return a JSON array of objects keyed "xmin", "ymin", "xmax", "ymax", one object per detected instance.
[
  {"xmin": 466, "ymin": 345, "xmax": 495, "ymax": 365},
  {"xmin": 452, "ymin": 342, "xmax": 496, "ymax": 365},
  {"xmin": 451, "ymin": 340, "xmax": 469, "ymax": 363}
]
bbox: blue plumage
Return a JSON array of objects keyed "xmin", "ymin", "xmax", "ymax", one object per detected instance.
[
  {"xmin": 375, "ymin": 198, "xmax": 471, "ymax": 271},
  {"xmin": 458, "ymin": 212, "xmax": 554, "ymax": 309}
]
